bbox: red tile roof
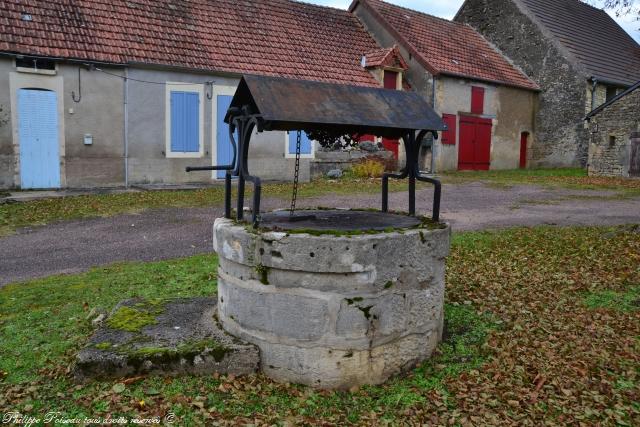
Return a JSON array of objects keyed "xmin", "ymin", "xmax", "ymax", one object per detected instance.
[
  {"xmin": 364, "ymin": 45, "xmax": 408, "ymax": 70},
  {"xmin": 0, "ymin": 0, "xmax": 381, "ymax": 86},
  {"xmin": 352, "ymin": 0, "xmax": 539, "ymax": 91}
]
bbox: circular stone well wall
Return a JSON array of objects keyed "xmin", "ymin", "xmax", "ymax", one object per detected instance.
[{"xmin": 213, "ymin": 214, "xmax": 450, "ymax": 389}]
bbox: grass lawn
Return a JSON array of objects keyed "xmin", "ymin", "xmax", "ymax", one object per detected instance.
[
  {"xmin": 442, "ymin": 167, "xmax": 640, "ymax": 194},
  {"xmin": 1, "ymin": 225, "xmax": 639, "ymax": 425}
]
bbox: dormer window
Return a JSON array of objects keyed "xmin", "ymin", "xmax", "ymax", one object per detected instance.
[{"xmin": 362, "ymin": 45, "xmax": 409, "ymax": 90}]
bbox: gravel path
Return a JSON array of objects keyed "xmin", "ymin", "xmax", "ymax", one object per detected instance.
[{"xmin": 1, "ymin": 182, "xmax": 639, "ymax": 286}]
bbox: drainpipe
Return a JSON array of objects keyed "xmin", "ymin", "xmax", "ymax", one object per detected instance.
[
  {"xmin": 124, "ymin": 67, "xmax": 129, "ymax": 188},
  {"xmin": 590, "ymin": 77, "xmax": 598, "ymax": 111},
  {"xmin": 431, "ymin": 75, "xmax": 438, "ymax": 174}
]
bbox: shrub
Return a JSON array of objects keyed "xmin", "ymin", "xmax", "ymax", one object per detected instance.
[{"xmin": 352, "ymin": 159, "xmax": 385, "ymax": 178}]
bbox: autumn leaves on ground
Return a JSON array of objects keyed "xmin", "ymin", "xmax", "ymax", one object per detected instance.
[{"xmin": 0, "ymin": 225, "xmax": 638, "ymax": 425}]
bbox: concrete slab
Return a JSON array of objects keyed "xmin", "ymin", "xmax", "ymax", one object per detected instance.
[{"xmin": 74, "ymin": 297, "xmax": 259, "ymax": 383}]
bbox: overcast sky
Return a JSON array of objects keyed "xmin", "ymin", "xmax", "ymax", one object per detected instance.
[{"xmin": 308, "ymin": 0, "xmax": 640, "ymax": 42}]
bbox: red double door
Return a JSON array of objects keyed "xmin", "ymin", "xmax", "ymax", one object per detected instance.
[{"xmin": 458, "ymin": 115, "xmax": 492, "ymax": 171}]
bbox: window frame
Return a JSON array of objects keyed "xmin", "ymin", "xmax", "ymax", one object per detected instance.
[{"xmin": 165, "ymin": 82, "xmax": 205, "ymax": 158}]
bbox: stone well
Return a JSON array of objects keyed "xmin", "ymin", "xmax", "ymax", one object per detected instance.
[{"xmin": 213, "ymin": 210, "xmax": 450, "ymax": 389}]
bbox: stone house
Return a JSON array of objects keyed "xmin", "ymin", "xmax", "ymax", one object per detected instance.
[
  {"xmin": 0, "ymin": 0, "xmax": 385, "ymax": 189},
  {"xmin": 455, "ymin": 0, "xmax": 640, "ymax": 168},
  {"xmin": 585, "ymin": 81, "xmax": 640, "ymax": 177},
  {"xmin": 350, "ymin": 0, "xmax": 540, "ymax": 172}
]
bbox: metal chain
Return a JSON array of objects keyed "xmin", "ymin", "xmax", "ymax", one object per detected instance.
[{"xmin": 289, "ymin": 130, "xmax": 302, "ymax": 217}]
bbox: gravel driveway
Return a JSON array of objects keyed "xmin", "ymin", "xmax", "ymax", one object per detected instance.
[{"xmin": 1, "ymin": 182, "xmax": 639, "ymax": 286}]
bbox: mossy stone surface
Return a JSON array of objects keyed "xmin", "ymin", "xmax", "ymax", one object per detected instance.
[
  {"xmin": 74, "ymin": 297, "xmax": 259, "ymax": 382},
  {"xmin": 107, "ymin": 306, "xmax": 159, "ymax": 332}
]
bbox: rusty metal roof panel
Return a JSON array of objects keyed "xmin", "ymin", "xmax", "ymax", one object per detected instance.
[{"xmin": 226, "ymin": 75, "xmax": 446, "ymax": 137}]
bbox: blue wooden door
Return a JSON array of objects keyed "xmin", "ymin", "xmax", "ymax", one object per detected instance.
[
  {"xmin": 18, "ymin": 89, "xmax": 60, "ymax": 189},
  {"xmin": 216, "ymin": 95, "xmax": 236, "ymax": 179},
  {"xmin": 288, "ymin": 131, "xmax": 312, "ymax": 156}
]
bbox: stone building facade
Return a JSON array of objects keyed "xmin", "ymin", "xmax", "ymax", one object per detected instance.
[
  {"xmin": 350, "ymin": 0, "xmax": 539, "ymax": 172},
  {"xmin": 585, "ymin": 82, "xmax": 640, "ymax": 177},
  {"xmin": 455, "ymin": 0, "xmax": 640, "ymax": 168}
]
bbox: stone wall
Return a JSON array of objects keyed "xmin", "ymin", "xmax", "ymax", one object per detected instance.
[
  {"xmin": 213, "ymin": 217, "xmax": 450, "ymax": 389},
  {"xmin": 587, "ymin": 88, "xmax": 640, "ymax": 177},
  {"xmin": 311, "ymin": 150, "xmax": 394, "ymax": 178},
  {"xmin": 455, "ymin": 0, "xmax": 590, "ymax": 168}
]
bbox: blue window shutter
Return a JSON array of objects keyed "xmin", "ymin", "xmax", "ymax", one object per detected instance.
[
  {"xmin": 170, "ymin": 91, "xmax": 200, "ymax": 153},
  {"xmin": 300, "ymin": 132, "xmax": 312, "ymax": 155},
  {"xmin": 288, "ymin": 131, "xmax": 312, "ymax": 155}
]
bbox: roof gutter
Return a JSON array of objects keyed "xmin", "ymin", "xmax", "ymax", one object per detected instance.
[
  {"xmin": 589, "ymin": 74, "xmax": 634, "ymax": 88},
  {"xmin": 0, "ymin": 51, "xmax": 124, "ymax": 68}
]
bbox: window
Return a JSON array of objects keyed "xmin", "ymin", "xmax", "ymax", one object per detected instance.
[
  {"xmin": 165, "ymin": 83, "xmax": 204, "ymax": 158},
  {"xmin": 16, "ymin": 56, "xmax": 56, "ymax": 74},
  {"xmin": 471, "ymin": 86, "xmax": 485, "ymax": 115},
  {"xmin": 609, "ymin": 135, "xmax": 616, "ymax": 146},
  {"xmin": 441, "ymin": 114, "xmax": 457, "ymax": 145},
  {"xmin": 384, "ymin": 70, "xmax": 399, "ymax": 90},
  {"xmin": 606, "ymin": 86, "xmax": 618, "ymax": 102},
  {"xmin": 285, "ymin": 131, "xmax": 314, "ymax": 159}
]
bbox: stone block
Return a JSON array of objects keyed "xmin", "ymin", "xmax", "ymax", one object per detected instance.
[
  {"xmin": 74, "ymin": 297, "xmax": 259, "ymax": 383},
  {"xmin": 218, "ymin": 274, "xmax": 330, "ymax": 341}
]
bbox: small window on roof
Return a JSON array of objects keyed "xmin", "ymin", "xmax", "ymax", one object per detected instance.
[
  {"xmin": 605, "ymin": 86, "xmax": 618, "ymax": 102},
  {"xmin": 16, "ymin": 56, "xmax": 56, "ymax": 71}
]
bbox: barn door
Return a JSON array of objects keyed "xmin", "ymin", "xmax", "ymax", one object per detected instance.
[
  {"xmin": 18, "ymin": 88, "xmax": 60, "ymax": 189},
  {"xmin": 458, "ymin": 116, "xmax": 492, "ymax": 171},
  {"xmin": 458, "ymin": 117, "xmax": 476, "ymax": 170},
  {"xmin": 474, "ymin": 118, "xmax": 492, "ymax": 171}
]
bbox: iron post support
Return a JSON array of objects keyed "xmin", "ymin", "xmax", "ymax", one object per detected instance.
[{"xmin": 382, "ymin": 130, "xmax": 442, "ymax": 222}]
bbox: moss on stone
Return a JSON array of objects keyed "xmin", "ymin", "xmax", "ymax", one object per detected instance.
[
  {"xmin": 245, "ymin": 210, "xmax": 446, "ymax": 237},
  {"xmin": 255, "ymin": 264, "xmax": 270, "ymax": 285},
  {"xmin": 358, "ymin": 305, "xmax": 374, "ymax": 320},
  {"xmin": 345, "ymin": 297, "xmax": 364, "ymax": 305},
  {"xmin": 107, "ymin": 306, "xmax": 158, "ymax": 332},
  {"xmin": 95, "ymin": 342, "xmax": 112, "ymax": 350},
  {"xmin": 384, "ymin": 281, "xmax": 394, "ymax": 289}
]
